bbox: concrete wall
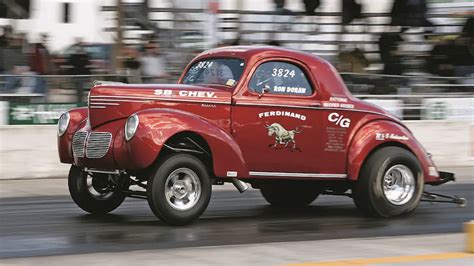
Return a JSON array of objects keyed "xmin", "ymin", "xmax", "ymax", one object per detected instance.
[
  {"xmin": 0, "ymin": 122, "xmax": 472, "ymax": 179},
  {"xmin": 0, "ymin": 125, "xmax": 70, "ymax": 179}
]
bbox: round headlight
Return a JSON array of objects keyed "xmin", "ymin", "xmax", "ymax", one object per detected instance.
[
  {"xmin": 125, "ymin": 114, "xmax": 139, "ymax": 141},
  {"xmin": 58, "ymin": 112, "xmax": 70, "ymax": 136}
]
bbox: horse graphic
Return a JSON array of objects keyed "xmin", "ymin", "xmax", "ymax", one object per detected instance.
[{"xmin": 265, "ymin": 123, "xmax": 301, "ymax": 151}]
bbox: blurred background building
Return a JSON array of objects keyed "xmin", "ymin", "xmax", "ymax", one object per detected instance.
[{"xmin": 0, "ymin": 0, "xmax": 472, "ymax": 124}]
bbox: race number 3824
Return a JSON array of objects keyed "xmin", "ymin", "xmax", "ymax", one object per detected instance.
[{"xmin": 272, "ymin": 68, "xmax": 295, "ymax": 78}]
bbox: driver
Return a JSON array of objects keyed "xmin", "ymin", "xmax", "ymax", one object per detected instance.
[{"xmin": 202, "ymin": 62, "xmax": 233, "ymax": 84}]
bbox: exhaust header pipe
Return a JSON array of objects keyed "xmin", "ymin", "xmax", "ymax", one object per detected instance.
[{"xmin": 231, "ymin": 178, "xmax": 248, "ymax": 193}]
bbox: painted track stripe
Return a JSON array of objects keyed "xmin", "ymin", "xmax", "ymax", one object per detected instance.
[{"xmin": 286, "ymin": 252, "xmax": 474, "ymax": 266}]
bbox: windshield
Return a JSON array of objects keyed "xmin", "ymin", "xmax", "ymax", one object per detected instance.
[{"xmin": 182, "ymin": 58, "xmax": 245, "ymax": 87}]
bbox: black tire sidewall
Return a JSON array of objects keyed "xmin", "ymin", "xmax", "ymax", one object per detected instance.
[
  {"xmin": 68, "ymin": 165, "xmax": 126, "ymax": 214},
  {"xmin": 357, "ymin": 147, "xmax": 424, "ymax": 217},
  {"xmin": 147, "ymin": 154, "xmax": 212, "ymax": 225}
]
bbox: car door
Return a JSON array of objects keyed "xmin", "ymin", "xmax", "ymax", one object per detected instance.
[{"xmin": 231, "ymin": 59, "xmax": 323, "ymax": 176}]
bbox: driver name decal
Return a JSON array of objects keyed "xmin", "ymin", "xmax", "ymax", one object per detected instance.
[
  {"xmin": 259, "ymin": 111, "xmax": 307, "ymax": 121},
  {"xmin": 273, "ymin": 86, "xmax": 307, "ymax": 94}
]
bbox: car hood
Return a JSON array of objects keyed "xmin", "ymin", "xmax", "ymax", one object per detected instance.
[{"xmin": 88, "ymin": 84, "xmax": 232, "ymax": 128}]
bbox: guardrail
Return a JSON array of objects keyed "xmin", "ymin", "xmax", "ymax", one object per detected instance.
[
  {"xmin": 0, "ymin": 72, "xmax": 472, "ymax": 122},
  {"xmin": 0, "ymin": 74, "xmax": 172, "ymax": 104}
]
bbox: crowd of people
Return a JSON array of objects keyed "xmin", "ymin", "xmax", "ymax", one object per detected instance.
[
  {"xmin": 0, "ymin": 26, "xmax": 169, "ymax": 101},
  {"xmin": 0, "ymin": 26, "xmax": 52, "ymax": 94},
  {"xmin": 0, "ymin": 0, "xmax": 472, "ymax": 102}
]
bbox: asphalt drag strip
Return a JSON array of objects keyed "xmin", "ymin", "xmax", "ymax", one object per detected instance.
[{"xmin": 0, "ymin": 183, "xmax": 472, "ymax": 259}]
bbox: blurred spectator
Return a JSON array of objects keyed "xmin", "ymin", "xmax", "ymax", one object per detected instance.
[
  {"xmin": 427, "ymin": 17, "xmax": 474, "ymax": 77},
  {"xmin": 123, "ymin": 45, "xmax": 141, "ymax": 84},
  {"xmin": 68, "ymin": 39, "xmax": 91, "ymax": 102},
  {"xmin": 2, "ymin": 34, "xmax": 36, "ymax": 93},
  {"xmin": 140, "ymin": 41, "xmax": 168, "ymax": 83},
  {"xmin": 342, "ymin": 0, "xmax": 363, "ymax": 25},
  {"xmin": 273, "ymin": 0, "xmax": 285, "ymax": 13},
  {"xmin": 230, "ymin": 36, "xmax": 241, "ymax": 46},
  {"xmin": 378, "ymin": 32, "xmax": 403, "ymax": 75},
  {"xmin": 30, "ymin": 33, "xmax": 52, "ymax": 75},
  {"xmin": 0, "ymin": 25, "xmax": 13, "ymax": 74},
  {"xmin": 267, "ymin": 40, "xmax": 281, "ymax": 46},
  {"xmin": 303, "ymin": 0, "xmax": 320, "ymax": 16},
  {"xmin": 338, "ymin": 48, "xmax": 369, "ymax": 73},
  {"xmin": 0, "ymin": 25, "xmax": 13, "ymax": 48},
  {"xmin": 390, "ymin": 0, "xmax": 432, "ymax": 30},
  {"xmin": 29, "ymin": 33, "xmax": 52, "ymax": 93}
]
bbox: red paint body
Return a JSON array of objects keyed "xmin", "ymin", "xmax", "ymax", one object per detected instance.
[{"xmin": 58, "ymin": 46, "xmax": 442, "ymax": 184}]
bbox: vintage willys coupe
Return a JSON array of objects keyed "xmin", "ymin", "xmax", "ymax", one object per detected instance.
[{"xmin": 58, "ymin": 46, "xmax": 463, "ymax": 225}]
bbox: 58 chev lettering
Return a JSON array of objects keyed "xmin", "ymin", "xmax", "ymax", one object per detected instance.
[{"xmin": 57, "ymin": 46, "xmax": 465, "ymax": 226}]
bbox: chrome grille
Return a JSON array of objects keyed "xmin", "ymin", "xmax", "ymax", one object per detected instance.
[
  {"xmin": 85, "ymin": 132, "xmax": 112, "ymax": 159},
  {"xmin": 72, "ymin": 132, "xmax": 88, "ymax": 157}
]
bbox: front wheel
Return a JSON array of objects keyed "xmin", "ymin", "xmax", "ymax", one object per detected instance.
[
  {"xmin": 68, "ymin": 165, "xmax": 126, "ymax": 214},
  {"xmin": 352, "ymin": 146, "xmax": 424, "ymax": 217},
  {"xmin": 147, "ymin": 154, "xmax": 212, "ymax": 225}
]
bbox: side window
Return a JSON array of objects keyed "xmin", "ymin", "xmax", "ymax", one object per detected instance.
[{"xmin": 248, "ymin": 61, "xmax": 313, "ymax": 96}]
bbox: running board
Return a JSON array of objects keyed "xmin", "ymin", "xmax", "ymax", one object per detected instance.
[{"xmin": 249, "ymin": 171, "xmax": 347, "ymax": 179}]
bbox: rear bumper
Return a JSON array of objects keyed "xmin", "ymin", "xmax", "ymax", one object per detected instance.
[{"xmin": 427, "ymin": 171, "xmax": 456, "ymax": 186}]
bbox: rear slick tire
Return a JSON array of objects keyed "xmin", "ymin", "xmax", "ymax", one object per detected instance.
[
  {"xmin": 352, "ymin": 146, "xmax": 424, "ymax": 217},
  {"xmin": 147, "ymin": 154, "xmax": 212, "ymax": 226}
]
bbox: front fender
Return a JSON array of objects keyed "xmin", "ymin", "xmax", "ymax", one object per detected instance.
[
  {"xmin": 58, "ymin": 107, "xmax": 88, "ymax": 163},
  {"xmin": 122, "ymin": 108, "xmax": 248, "ymax": 178},
  {"xmin": 347, "ymin": 120, "xmax": 440, "ymax": 183}
]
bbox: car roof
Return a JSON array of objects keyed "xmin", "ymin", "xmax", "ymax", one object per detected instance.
[
  {"xmin": 197, "ymin": 45, "xmax": 329, "ymax": 64},
  {"xmin": 193, "ymin": 45, "xmax": 351, "ymax": 98}
]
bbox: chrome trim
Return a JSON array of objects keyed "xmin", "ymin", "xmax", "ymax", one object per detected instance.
[
  {"xmin": 90, "ymin": 98, "xmax": 150, "ymax": 103},
  {"xmin": 231, "ymin": 178, "xmax": 248, "ymax": 193},
  {"xmin": 57, "ymin": 112, "xmax": 70, "ymax": 137},
  {"xmin": 86, "ymin": 132, "xmax": 112, "ymax": 159},
  {"xmin": 90, "ymin": 95, "xmax": 231, "ymax": 105},
  {"xmin": 85, "ymin": 168, "xmax": 121, "ymax": 175},
  {"xmin": 234, "ymin": 102, "xmax": 396, "ymax": 119},
  {"xmin": 383, "ymin": 164, "xmax": 415, "ymax": 205},
  {"xmin": 93, "ymin": 80, "xmax": 125, "ymax": 86},
  {"xmin": 249, "ymin": 171, "xmax": 347, "ymax": 178},
  {"xmin": 90, "ymin": 102, "xmax": 120, "ymax": 106},
  {"xmin": 165, "ymin": 168, "xmax": 202, "ymax": 211},
  {"xmin": 89, "ymin": 106, "xmax": 107, "ymax": 109},
  {"xmin": 72, "ymin": 131, "xmax": 88, "ymax": 157},
  {"xmin": 235, "ymin": 102, "xmax": 318, "ymax": 110}
]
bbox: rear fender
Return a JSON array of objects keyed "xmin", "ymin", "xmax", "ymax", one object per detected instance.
[
  {"xmin": 124, "ymin": 108, "xmax": 248, "ymax": 177},
  {"xmin": 58, "ymin": 107, "xmax": 88, "ymax": 163},
  {"xmin": 347, "ymin": 120, "xmax": 439, "ymax": 183}
]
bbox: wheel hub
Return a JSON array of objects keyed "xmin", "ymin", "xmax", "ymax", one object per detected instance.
[
  {"xmin": 86, "ymin": 173, "xmax": 115, "ymax": 199},
  {"xmin": 171, "ymin": 180, "xmax": 190, "ymax": 199},
  {"xmin": 165, "ymin": 168, "xmax": 201, "ymax": 211},
  {"xmin": 383, "ymin": 164, "xmax": 416, "ymax": 206}
]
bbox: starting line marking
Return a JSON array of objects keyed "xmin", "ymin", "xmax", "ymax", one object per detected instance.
[{"xmin": 286, "ymin": 252, "xmax": 474, "ymax": 266}]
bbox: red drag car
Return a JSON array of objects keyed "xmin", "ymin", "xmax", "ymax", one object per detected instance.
[{"xmin": 57, "ymin": 46, "xmax": 463, "ymax": 225}]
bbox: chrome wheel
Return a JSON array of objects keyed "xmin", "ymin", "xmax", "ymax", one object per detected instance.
[
  {"xmin": 164, "ymin": 168, "xmax": 201, "ymax": 211},
  {"xmin": 383, "ymin": 164, "xmax": 415, "ymax": 205},
  {"xmin": 86, "ymin": 174, "xmax": 114, "ymax": 200}
]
